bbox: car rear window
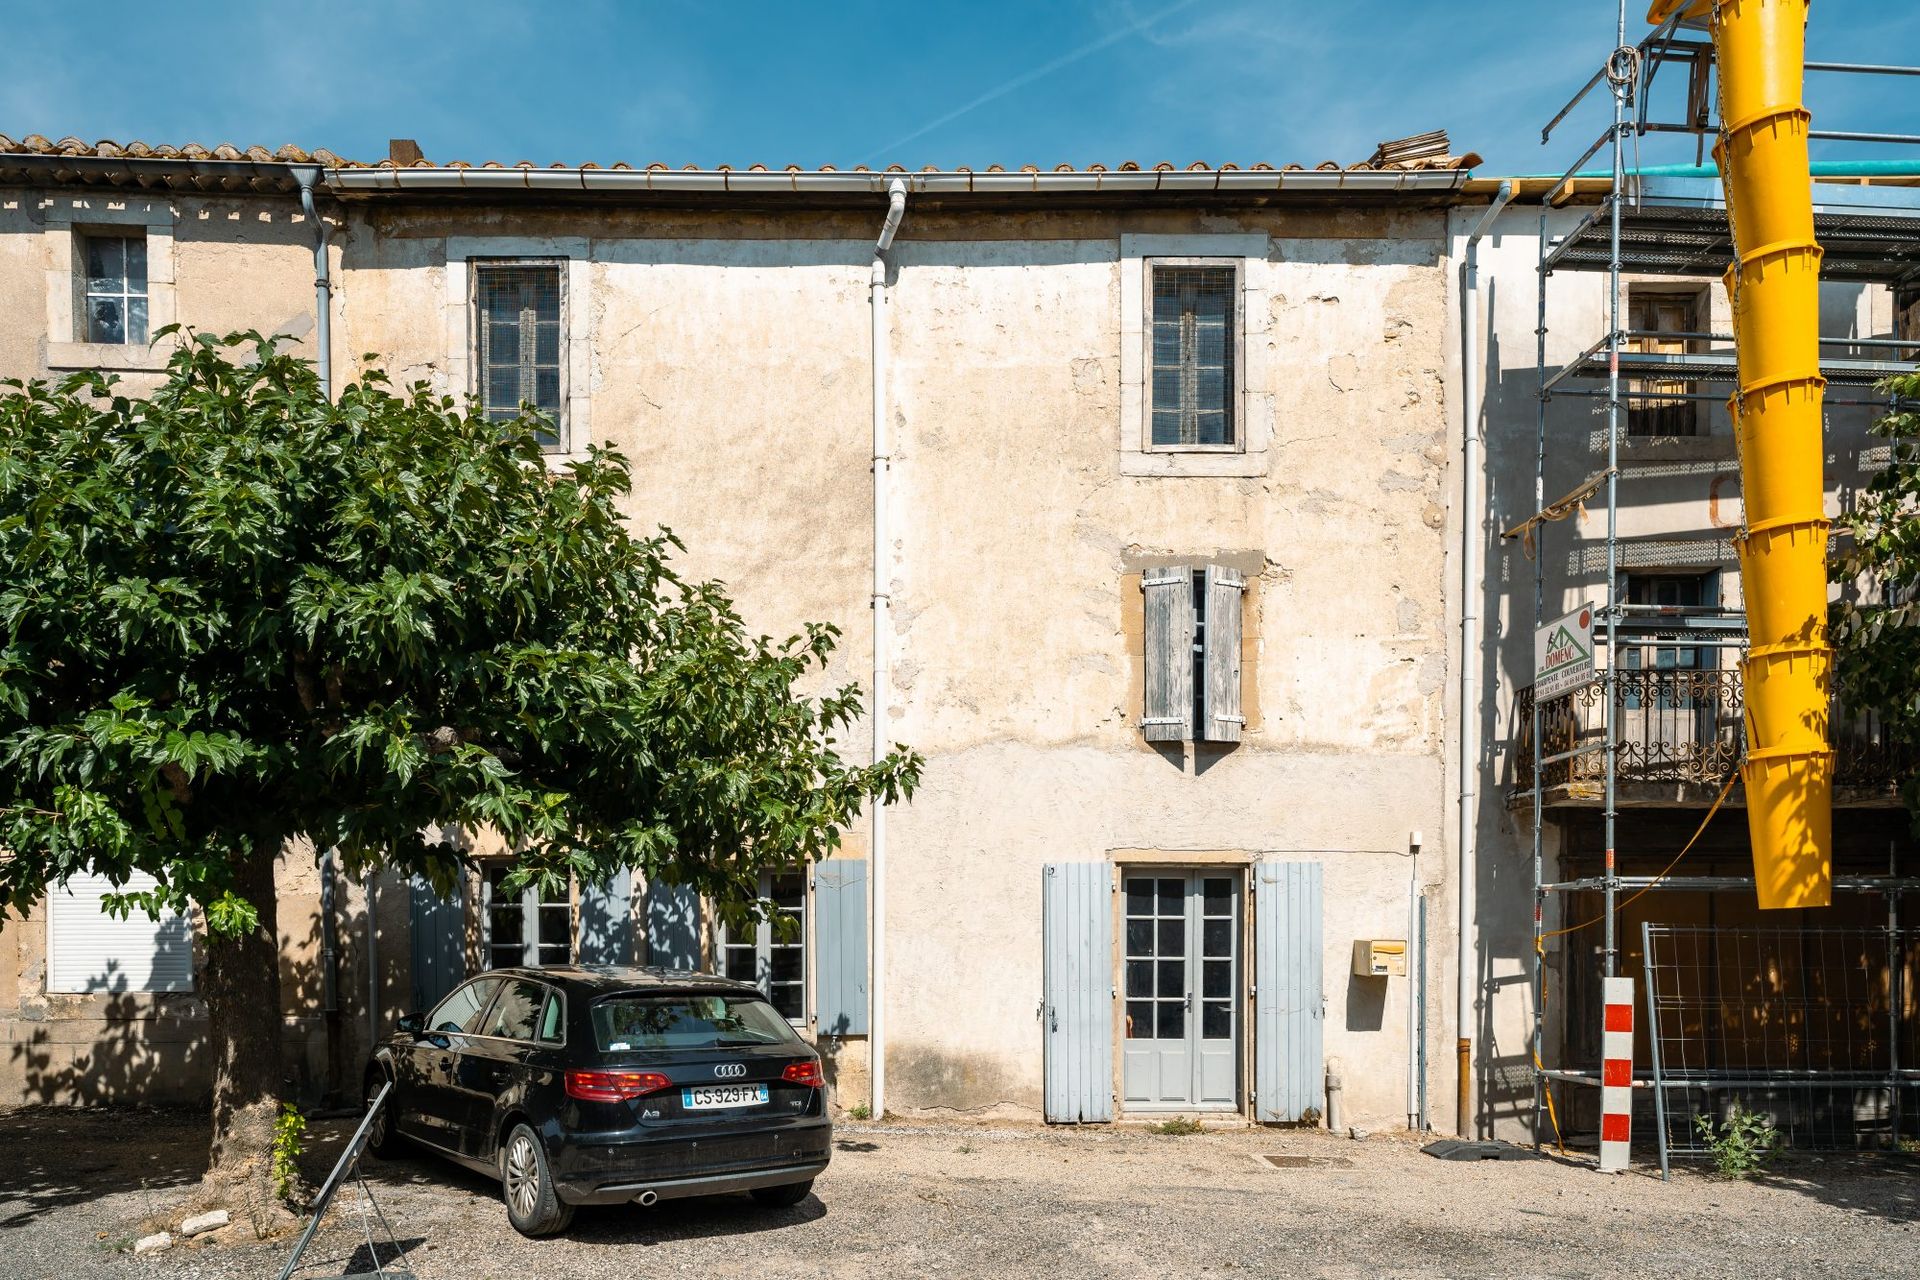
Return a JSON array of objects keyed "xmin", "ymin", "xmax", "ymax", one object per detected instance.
[{"xmin": 591, "ymin": 993, "xmax": 801, "ymax": 1052}]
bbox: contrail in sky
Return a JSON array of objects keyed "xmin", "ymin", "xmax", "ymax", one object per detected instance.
[{"xmin": 864, "ymin": 0, "xmax": 1199, "ymax": 164}]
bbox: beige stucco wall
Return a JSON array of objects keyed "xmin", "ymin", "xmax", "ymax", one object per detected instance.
[{"xmin": 1, "ymin": 189, "xmax": 1460, "ymax": 1128}]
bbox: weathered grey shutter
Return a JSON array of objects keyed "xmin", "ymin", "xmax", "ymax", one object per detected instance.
[
  {"xmin": 1201, "ymin": 565, "xmax": 1246, "ymax": 742},
  {"xmin": 1141, "ymin": 566, "xmax": 1194, "ymax": 742},
  {"xmin": 1254, "ymin": 861, "xmax": 1324, "ymax": 1123},
  {"xmin": 813, "ymin": 859, "xmax": 868, "ymax": 1037},
  {"xmin": 408, "ymin": 875, "xmax": 466, "ymax": 1012},
  {"xmin": 1042, "ymin": 862, "xmax": 1114, "ymax": 1123},
  {"xmin": 646, "ymin": 879, "xmax": 702, "ymax": 970},
  {"xmin": 577, "ymin": 868, "xmax": 634, "ymax": 965}
]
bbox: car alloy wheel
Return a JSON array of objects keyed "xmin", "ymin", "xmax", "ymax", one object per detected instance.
[
  {"xmin": 505, "ymin": 1133, "xmax": 541, "ymax": 1219},
  {"xmin": 499, "ymin": 1122, "xmax": 573, "ymax": 1236}
]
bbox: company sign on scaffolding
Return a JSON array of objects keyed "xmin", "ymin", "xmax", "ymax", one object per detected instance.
[{"xmin": 1534, "ymin": 604, "xmax": 1595, "ymax": 700}]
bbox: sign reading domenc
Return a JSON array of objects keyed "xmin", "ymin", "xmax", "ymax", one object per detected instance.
[{"xmin": 1534, "ymin": 604, "xmax": 1595, "ymax": 699}]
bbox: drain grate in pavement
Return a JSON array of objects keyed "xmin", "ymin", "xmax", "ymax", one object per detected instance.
[{"xmin": 1256, "ymin": 1154, "xmax": 1354, "ymax": 1169}]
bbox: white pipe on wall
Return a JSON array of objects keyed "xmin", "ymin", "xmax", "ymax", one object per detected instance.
[
  {"xmin": 869, "ymin": 179, "xmax": 906, "ymax": 1120},
  {"xmin": 1456, "ymin": 181, "xmax": 1514, "ymax": 1137}
]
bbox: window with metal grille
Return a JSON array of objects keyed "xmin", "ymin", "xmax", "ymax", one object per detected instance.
[
  {"xmin": 718, "ymin": 870, "xmax": 808, "ymax": 1024},
  {"xmin": 475, "ymin": 262, "xmax": 564, "ymax": 450},
  {"xmin": 82, "ymin": 233, "xmax": 148, "ymax": 345},
  {"xmin": 1150, "ymin": 265, "xmax": 1236, "ymax": 447}
]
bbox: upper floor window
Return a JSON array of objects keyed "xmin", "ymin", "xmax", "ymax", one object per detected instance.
[
  {"xmin": 1625, "ymin": 287, "xmax": 1705, "ymax": 438},
  {"xmin": 718, "ymin": 870, "xmax": 808, "ymax": 1024},
  {"xmin": 474, "ymin": 261, "xmax": 565, "ymax": 451},
  {"xmin": 82, "ymin": 233, "xmax": 149, "ymax": 345},
  {"xmin": 1149, "ymin": 263, "xmax": 1239, "ymax": 449},
  {"xmin": 1141, "ymin": 563, "xmax": 1246, "ymax": 744}
]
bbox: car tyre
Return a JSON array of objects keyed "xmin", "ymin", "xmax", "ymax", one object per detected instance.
[
  {"xmin": 363, "ymin": 1073, "xmax": 403, "ymax": 1160},
  {"xmin": 501, "ymin": 1123, "xmax": 574, "ymax": 1237},
  {"xmin": 750, "ymin": 1179, "xmax": 814, "ymax": 1209}
]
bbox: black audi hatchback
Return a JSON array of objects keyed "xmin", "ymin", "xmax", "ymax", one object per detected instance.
[{"xmin": 363, "ymin": 966, "xmax": 831, "ymax": 1236}]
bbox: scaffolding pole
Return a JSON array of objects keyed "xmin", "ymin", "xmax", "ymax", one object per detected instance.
[{"xmin": 1520, "ymin": 1, "xmax": 1920, "ymax": 1160}]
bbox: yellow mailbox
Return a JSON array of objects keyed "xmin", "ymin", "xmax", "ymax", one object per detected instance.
[{"xmin": 1352, "ymin": 939, "xmax": 1407, "ymax": 978}]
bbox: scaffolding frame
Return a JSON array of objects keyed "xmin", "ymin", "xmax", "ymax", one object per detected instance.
[{"xmin": 1515, "ymin": 2, "xmax": 1920, "ymax": 1157}]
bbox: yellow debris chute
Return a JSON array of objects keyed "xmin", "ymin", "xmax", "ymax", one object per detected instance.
[{"xmin": 1648, "ymin": 0, "xmax": 1832, "ymax": 908}]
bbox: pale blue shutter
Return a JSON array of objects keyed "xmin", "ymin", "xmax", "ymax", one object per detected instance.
[
  {"xmin": 646, "ymin": 880, "xmax": 702, "ymax": 970},
  {"xmin": 1042, "ymin": 862, "xmax": 1114, "ymax": 1123},
  {"xmin": 578, "ymin": 868, "xmax": 633, "ymax": 965},
  {"xmin": 408, "ymin": 876, "xmax": 466, "ymax": 1012},
  {"xmin": 813, "ymin": 860, "xmax": 868, "ymax": 1037},
  {"xmin": 1254, "ymin": 861, "xmax": 1324, "ymax": 1123}
]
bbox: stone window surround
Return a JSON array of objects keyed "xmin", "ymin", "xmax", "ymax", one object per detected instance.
[
  {"xmin": 1120, "ymin": 232, "xmax": 1272, "ymax": 478},
  {"xmin": 41, "ymin": 196, "xmax": 177, "ymax": 374},
  {"xmin": 444, "ymin": 236, "xmax": 591, "ymax": 460}
]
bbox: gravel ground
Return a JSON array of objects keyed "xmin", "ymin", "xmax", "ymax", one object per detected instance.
[{"xmin": 4, "ymin": 1106, "xmax": 1918, "ymax": 1279}]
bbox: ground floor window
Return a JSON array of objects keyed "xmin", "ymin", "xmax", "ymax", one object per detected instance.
[
  {"xmin": 485, "ymin": 866, "xmax": 574, "ymax": 969},
  {"xmin": 718, "ymin": 870, "xmax": 808, "ymax": 1024}
]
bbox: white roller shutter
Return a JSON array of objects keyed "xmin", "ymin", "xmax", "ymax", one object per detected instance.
[{"xmin": 46, "ymin": 872, "xmax": 195, "ymax": 994}]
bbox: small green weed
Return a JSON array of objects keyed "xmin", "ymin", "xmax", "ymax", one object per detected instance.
[
  {"xmin": 271, "ymin": 1102, "xmax": 307, "ymax": 1204},
  {"xmin": 1694, "ymin": 1102, "xmax": 1780, "ymax": 1178},
  {"xmin": 847, "ymin": 1102, "xmax": 872, "ymax": 1121},
  {"xmin": 1149, "ymin": 1117, "xmax": 1204, "ymax": 1136}
]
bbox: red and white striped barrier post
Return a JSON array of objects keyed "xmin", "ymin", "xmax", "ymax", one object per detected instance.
[{"xmin": 1599, "ymin": 975, "xmax": 1633, "ymax": 1172}]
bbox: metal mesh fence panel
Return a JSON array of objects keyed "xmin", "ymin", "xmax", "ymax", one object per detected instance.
[{"xmin": 1643, "ymin": 923, "xmax": 1918, "ymax": 1156}]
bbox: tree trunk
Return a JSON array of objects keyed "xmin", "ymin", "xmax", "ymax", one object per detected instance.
[{"xmin": 201, "ymin": 837, "xmax": 287, "ymax": 1219}]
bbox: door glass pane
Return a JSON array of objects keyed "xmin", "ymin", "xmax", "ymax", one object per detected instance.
[
  {"xmin": 1157, "ymin": 919, "xmax": 1184, "ymax": 955},
  {"xmin": 1126, "ymin": 1001, "xmax": 1153, "ymax": 1039},
  {"xmin": 1156, "ymin": 960, "xmax": 1184, "ymax": 998},
  {"xmin": 1155, "ymin": 1001, "xmax": 1184, "ymax": 1040},
  {"xmin": 1203, "ymin": 919, "xmax": 1230, "ymax": 958},
  {"xmin": 1156, "ymin": 879, "xmax": 1182, "ymax": 916},
  {"xmin": 723, "ymin": 943, "xmax": 757, "ymax": 983},
  {"xmin": 1202, "ymin": 878, "xmax": 1232, "ymax": 915},
  {"xmin": 1202, "ymin": 1002, "xmax": 1231, "ymax": 1039},
  {"xmin": 1126, "ymin": 920, "xmax": 1152, "ymax": 955},
  {"xmin": 1126, "ymin": 960, "xmax": 1153, "ymax": 998},
  {"xmin": 1125, "ymin": 879, "xmax": 1154, "ymax": 917},
  {"xmin": 1203, "ymin": 959, "xmax": 1230, "ymax": 999}
]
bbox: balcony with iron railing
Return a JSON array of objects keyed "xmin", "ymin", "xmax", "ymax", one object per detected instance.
[{"xmin": 1512, "ymin": 667, "xmax": 1911, "ymax": 807}]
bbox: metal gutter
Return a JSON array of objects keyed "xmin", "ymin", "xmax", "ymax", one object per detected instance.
[{"xmin": 321, "ymin": 166, "xmax": 1474, "ymax": 198}]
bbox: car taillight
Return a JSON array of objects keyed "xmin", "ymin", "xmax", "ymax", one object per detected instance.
[
  {"xmin": 782, "ymin": 1060, "xmax": 824, "ymax": 1088},
  {"xmin": 565, "ymin": 1069, "xmax": 672, "ymax": 1102}
]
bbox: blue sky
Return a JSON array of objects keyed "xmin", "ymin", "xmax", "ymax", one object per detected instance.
[{"xmin": 3, "ymin": 1, "xmax": 1916, "ymax": 175}]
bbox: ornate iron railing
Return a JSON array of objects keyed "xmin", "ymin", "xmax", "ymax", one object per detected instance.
[{"xmin": 1513, "ymin": 668, "xmax": 1911, "ymax": 798}]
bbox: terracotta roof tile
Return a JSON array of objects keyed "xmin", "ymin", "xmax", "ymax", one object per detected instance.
[{"xmin": 0, "ymin": 131, "xmax": 1482, "ymax": 175}]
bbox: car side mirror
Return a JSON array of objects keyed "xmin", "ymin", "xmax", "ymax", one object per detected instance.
[{"xmin": 397, "ymin": 1012, "xmax": 424, "ymax": 1037}]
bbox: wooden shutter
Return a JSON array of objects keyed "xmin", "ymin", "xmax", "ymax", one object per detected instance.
[
  {"xmin": 577, "ymin": 868, "xmax": 634, "ymax": 965},
  {"xmin": 646, "ymin": 879, "xmax": 702, "ymax": 970},
  {"xmin": 1042, "ymin": 862, "xmax": 1115, "ymax": 1123},
  {"xmin": 1201, "ymin": 564, "xmax": 1246, "ymax": 742},
  {"xmin": 813, "ymin": 860, "xmax": 868, "ymax": 1037},
  {"xmin": 408, "ymin": 875, "xmax": 467, "ymax": 1011},
  {"xmin": 1254, "ymin": 861, "xmax": 1325, "ymax": 1122},
  {"xmin": 1141, "ymin": 566, "xmax": 1194, "ymax": 742}
]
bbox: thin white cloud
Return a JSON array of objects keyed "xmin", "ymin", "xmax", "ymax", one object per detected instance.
[{"xmin": 864, "ymin": 0, "xmax": 1198, "ymax": 163}]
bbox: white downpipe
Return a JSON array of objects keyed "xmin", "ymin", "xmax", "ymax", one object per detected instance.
[
  {"xmin": 869, "ymin": 179, "xmax": 906, "ymax": 1119},
  {"xmin": 1456, "ymin": 181, "xmax": 1513, "ymax": 1136}
]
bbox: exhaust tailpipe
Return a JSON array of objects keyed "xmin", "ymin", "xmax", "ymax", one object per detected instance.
[{"xmin": 636, "ymin": 1190, "xmax": 659, "ymax": 1207}]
